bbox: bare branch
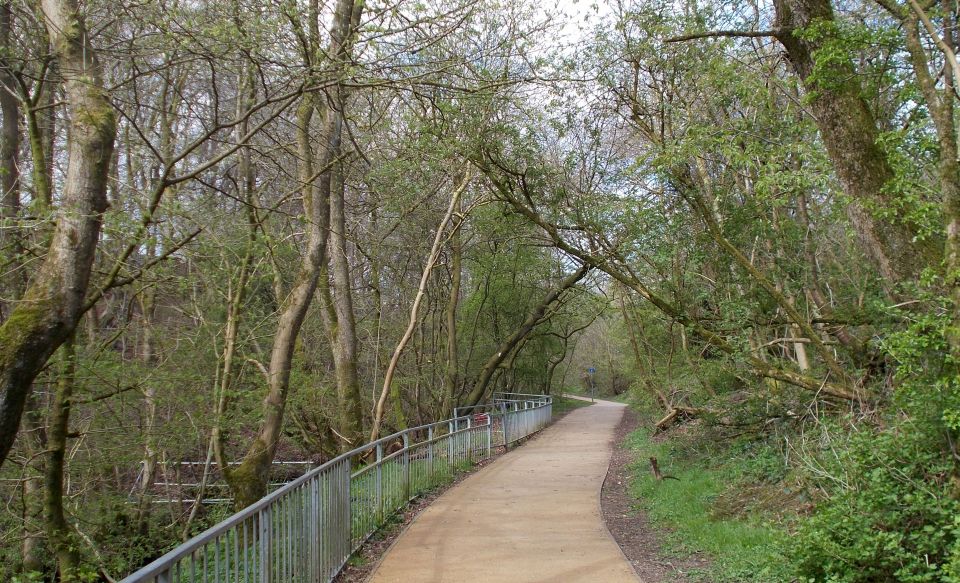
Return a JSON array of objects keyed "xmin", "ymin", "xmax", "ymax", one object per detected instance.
[{"xmin": 665, "ymin": 29, "xmax": 783, "ymax": 43}]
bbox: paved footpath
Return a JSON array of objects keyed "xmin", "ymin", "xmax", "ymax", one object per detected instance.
[{"xmin": 366, "ymin": 398, "xmax": 640, "ymax": 583}]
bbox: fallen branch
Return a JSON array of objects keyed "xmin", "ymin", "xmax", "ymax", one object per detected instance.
[{"xmin": 654, "ymin": 405, "xmax": 708, "ymax": 433}]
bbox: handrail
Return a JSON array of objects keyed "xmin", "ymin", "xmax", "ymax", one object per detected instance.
[
  {"xmin": 493, "ymin": 391, "xmax": 551, "ymax": 400},
  {"xmin": 121, "ymin": 414, "xmax": 485, "ymax": 579},
  {"xmin": 121, "ymin": 395, "xmax": 552, "ymax": 583}
]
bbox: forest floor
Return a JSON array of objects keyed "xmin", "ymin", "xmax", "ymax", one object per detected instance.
[{"xmin": 361, "ymin": 398, "xmax": 638, "ymax": 582}]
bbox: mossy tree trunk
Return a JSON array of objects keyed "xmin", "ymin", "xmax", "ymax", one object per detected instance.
[
  {"xmin": 224, "ymin": 92, "xmax": 330, "ymax": 509},
  {"xmin": 317, "ymin": 0, "xmax": 366, "ymax": 451},
  {"xmin": 323, "ymin": 158, "xmax": 365, "ymax": 449},
  {"xmin": 773, "ymin": 0, "xmax": 938, "ymax": 289},
  {"xmin": 0, "ymin": 0, "xmax": 115, "ymax": 469},
  {"xmin": 44, "ymin": 337, "xmax": 82, "ymax": 580}
]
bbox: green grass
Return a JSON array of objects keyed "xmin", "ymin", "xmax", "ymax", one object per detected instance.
[
  {"xmin": 605, "ymin": 393, "xmax": 632, "ymax": 404},
  {"xmin": 552, "ymin": 394, "xmax": 596, "ymax": 415},
  {"xmin": 560, "ymin": 386, "xmax": 630, "ymax": 403},
  {"xmin": 625, "ymin": 430, "xmax": 790, "ymax": 582}
]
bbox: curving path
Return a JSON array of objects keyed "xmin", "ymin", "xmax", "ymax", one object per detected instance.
[{"xmin": 366, "ymin": 397, "xmax": 640, "ymax": 583}]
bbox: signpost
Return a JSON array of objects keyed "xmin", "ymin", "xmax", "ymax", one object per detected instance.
[{"xmin": 587, "ymin": 367, "xmax": 596, "ymax": 402}]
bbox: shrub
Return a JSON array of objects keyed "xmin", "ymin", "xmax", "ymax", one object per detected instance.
[{"xmin": 787, "ymin": 421, "xmax": 960, "ymax": 582}]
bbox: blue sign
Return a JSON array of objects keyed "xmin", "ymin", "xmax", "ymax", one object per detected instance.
[{"xmin": 588, "ymin": 367, "xmax": 596, "ymax": 374}]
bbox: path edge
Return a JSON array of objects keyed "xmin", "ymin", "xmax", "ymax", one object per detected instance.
[{"xmin": 598, "ymin": 404, "xmax": 644, "ymax": 582}]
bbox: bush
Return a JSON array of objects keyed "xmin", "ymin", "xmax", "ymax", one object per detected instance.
[{"xmin": 787, "ymin": 421, "xmax": 960, "ymax": 582}]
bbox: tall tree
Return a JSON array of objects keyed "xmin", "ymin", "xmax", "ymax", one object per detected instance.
[
  {"xmin": 319, "ymin": 0, "xmax": 365, "ymax": 449},
  {"xmin": 0, "ymin": 0, "xmax": 115, "ymax": 469},
  {"xmin": 669, "ymin": 0, "xmax": 938, "ymax": 288},
  {"xmin": 221, "ymin": 0, "xmax": 363, "ymax": 508}
]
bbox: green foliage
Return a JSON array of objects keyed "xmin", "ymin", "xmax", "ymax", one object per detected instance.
[
  {"xmin": 797, "ymin": 19, "xmax": 900, "ymax": 97},
  {"xmin": 786, "ymin": 421, "xmax": 960, "ymax": 582},
  {"xmin": 783, "ymin": 283, "xmax": 960, "ymax": 582},
  {"xmin": 873, "ymin": 129, "xmax": 943, "ymax": 244}
]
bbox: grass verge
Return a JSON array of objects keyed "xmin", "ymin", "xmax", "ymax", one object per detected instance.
[
  {"xmin": 625, "ymin": 428, "xmax": 790, "ymax": 582},
  {"xmin": 552, "ymin": 393, "xmax": 596, "ymax": 415}
]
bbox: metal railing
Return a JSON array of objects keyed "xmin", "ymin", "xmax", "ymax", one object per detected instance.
[
  {"xmin": 122, "ymin": 394, "xmax": 552, "ymax": 583},
  {"xmin": 456, "ymin": 392, "xmax": 552, "ymax": 448}
]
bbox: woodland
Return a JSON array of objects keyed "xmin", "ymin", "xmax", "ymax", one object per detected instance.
[{"xmin": 0, "ymin": 0, "xmax": 958, "ymax": 580}]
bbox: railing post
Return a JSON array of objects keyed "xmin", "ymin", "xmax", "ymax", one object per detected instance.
[
  {"xmin": 502, "ymin": 402, "xmax": 510, "ymax": 449},
  {"xmin": 486, "ymin": 417, "xmax": 492, "ymax": 458},
  {"xmin": 427, "ymin": 426, "xmax": 434, "ymax": 479},
  {"xmin": 376, "ymin": 442, "xmax": 383, "ymax": 521},
  {"xmin": 447, "ymin": 421, "xmax": 454, "ymax": 473},
  {"xmin": 466, "ymin": 415, "xmax": 473, "ymax": 462},
  {"xmin": 260, "ymin": 507, "xmax": 272, "ymax": 583},
  {"xmin": 402, "ymin": 432, "xmax": 410, "ymax": 501},
  {"xmin": 337, "ymin": 458, "xmax": 353, "ymax": 567}
]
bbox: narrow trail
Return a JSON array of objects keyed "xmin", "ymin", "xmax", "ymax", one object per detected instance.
[{"xmin": 366, "ymin": 398, "xmax": 640, "ymax": 583}]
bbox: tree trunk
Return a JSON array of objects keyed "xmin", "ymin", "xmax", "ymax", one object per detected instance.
[
  {"xmin": 0, "ymin": 0, "xmax": 20, "ymax": 309},
  {"xmin": 45, "ymin": 337, "xmax": 82, "ymax": 580},
  {"xmin": 369, "ymin": 204, "xmax": 384, "ymax": 410},
  {"xmin": 0, "ymin": 0, "xmax": 116, "ymax": 470},
  {"xmin": 223, "ymin": 0, "xmax": 362, "ymax": 509},
  {"xmin": 315, "ymin": 0, "xmax": 365, "ymax": 450},
  {"xmin": 937, "ymin": 16, "xmax": 960, "ymax": 368},
  {"xmin": 325, "ymin": 157, "xmax": 364, "ymax": 448},
  {"xmin": 441, "ymin": 195, "xmax": 464, "ymax": 417},
  {"xmin": 19, "ymin": 394, "xmax": 45, "ymax": 574},
  {"xmin": 898, "ymin": 3, "xmax": 960, "ymax": 367},
  {"xmin": 212, "ymin": 64, "xmax": 258, "ymax": 497},
  {"xmin": 370, "ymin": 172, "xmax": 469, "ymax": 441},
  {"xmin": 225, "ymin": 95, "xmax": 329, "ymax": 509},
  {"xmin": 135, "ymin": 71, "xmax": 177, "ymax": 526},
  {"xmin": 135, "ymin": 282, "xmax": 159, "ymax": 531}
]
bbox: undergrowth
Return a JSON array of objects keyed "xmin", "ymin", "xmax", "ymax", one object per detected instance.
[{"xmin": 624, "ymin": 375, "xmax": 960, "ymax": 582}]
